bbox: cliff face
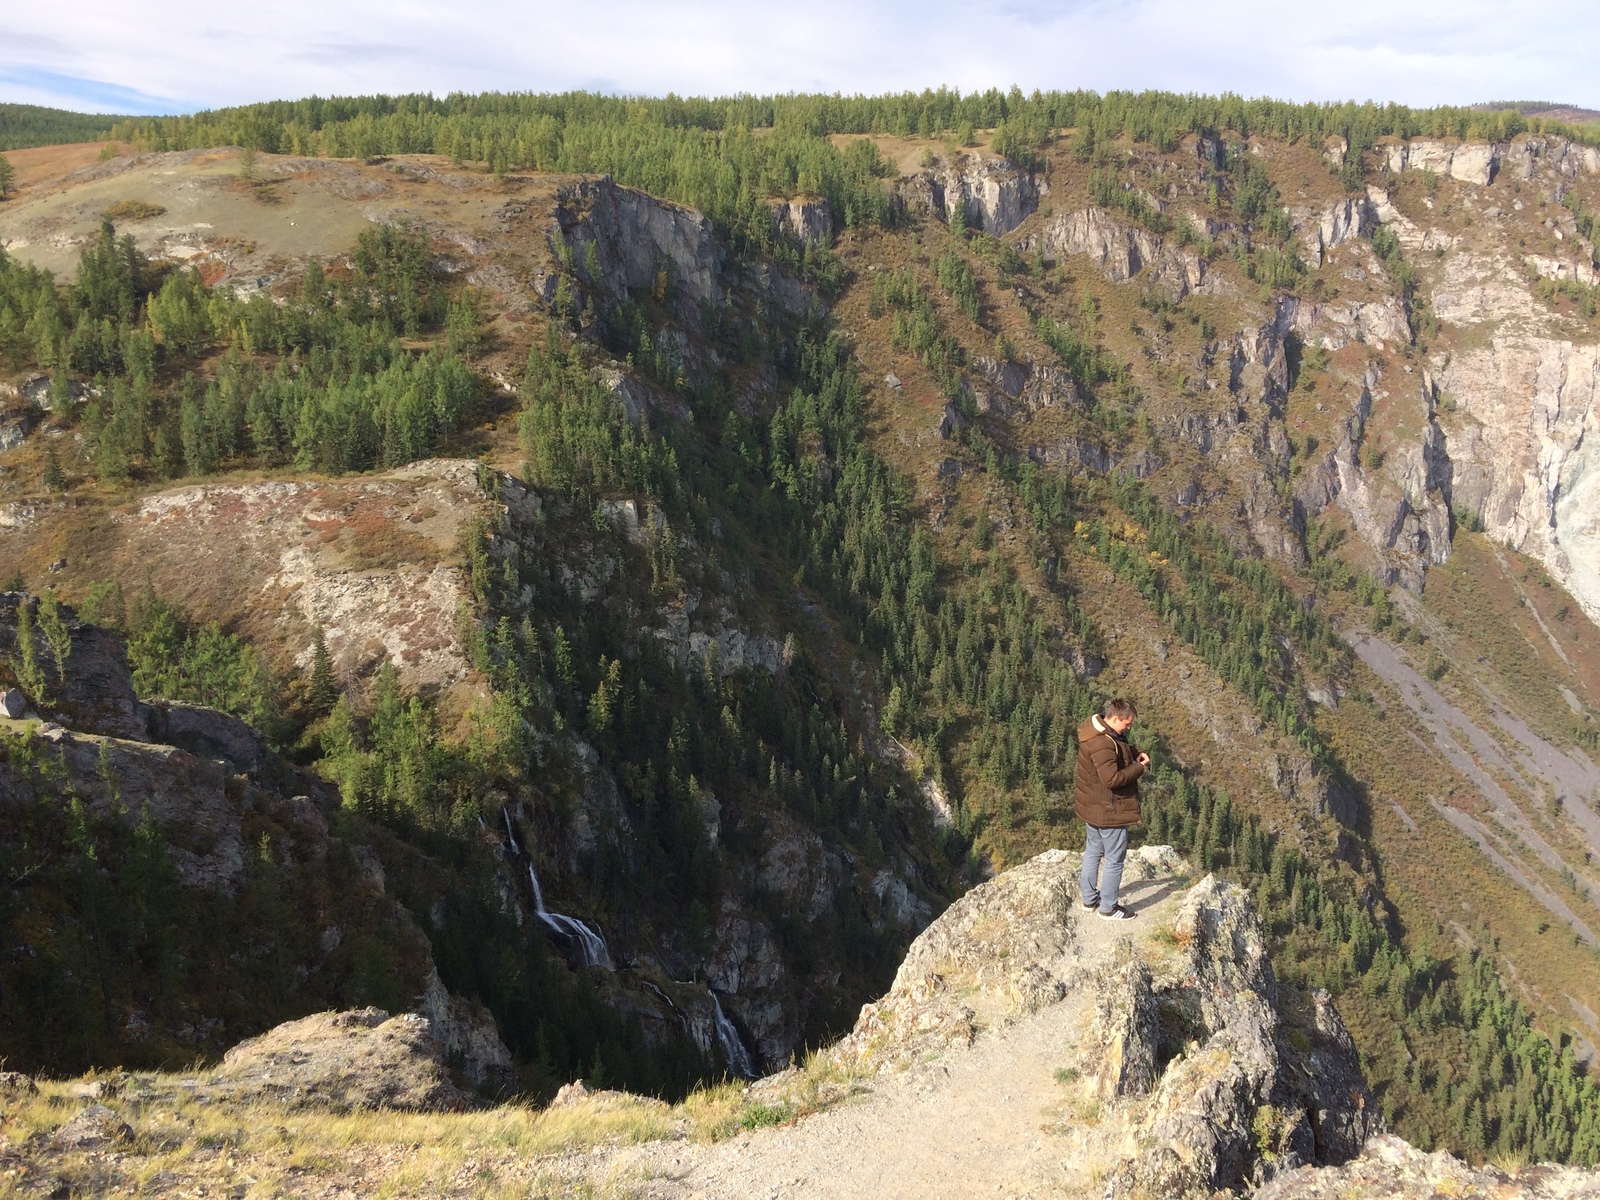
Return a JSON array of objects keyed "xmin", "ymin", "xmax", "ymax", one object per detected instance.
[
  {"xmin": 0, "ymin": 459, "xmax": 489, "ymax": 699},
  {"xmin": 1354, "ymin": 140, "xmax": 1600, "ymax": 614},
  {"xmin": 0, "ymin": 593, "xmax": 511, "ymax": 1080}
]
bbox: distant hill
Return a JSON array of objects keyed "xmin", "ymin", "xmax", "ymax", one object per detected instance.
[
  {"xmin": 1475, "ymin": 100, "xmax": 1600, "ymax": 124},
  {"xmin": 0, "ymin": 102, "xmax": 125, "ymax": 151}
]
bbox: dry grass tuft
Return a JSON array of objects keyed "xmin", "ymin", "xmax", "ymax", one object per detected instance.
[{"xmin": 101, "ymin": 199, "xmax": 167, "ymax": 222}]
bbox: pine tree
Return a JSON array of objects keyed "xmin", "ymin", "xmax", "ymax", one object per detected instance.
[
  {"xmin": 42, "ymin": 443, "xmax": 67, "ymax": 492},
  {"xmin": 36, "ymin": 591, "xmax": 72, "ymax": 682},
  {"xmin": 0, "ymin": 153, "xmax": 14, "ymax": 199},
  {"xmin": 309, "ymin": 627, "xmax": 338, "ymax": 713},
  {"xmin": 13, "ymin": 597, "xmax": 47, "ymax": 702}
]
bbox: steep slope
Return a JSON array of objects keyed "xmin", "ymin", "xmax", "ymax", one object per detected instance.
[{"xmin": 0, "ymin": 592, "xmax": 510, "ymax": 1081}]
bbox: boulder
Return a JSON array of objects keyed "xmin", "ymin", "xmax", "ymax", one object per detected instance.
[
  {"xmin": 0, "ymin": 1070, "xmax": 38, "ymax": 1099},
  {"xmin": 48, "ymin": 1103, "xmax": 132, "ymax": 1149},
  {"xmin": 203, "ymin": 1007, "xmax": 475, "ymax": 1113}
]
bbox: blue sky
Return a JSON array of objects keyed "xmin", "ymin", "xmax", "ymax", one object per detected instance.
[{"xmin": 3, "ymin": 0, "xmax": 1597, "ymax": 116}]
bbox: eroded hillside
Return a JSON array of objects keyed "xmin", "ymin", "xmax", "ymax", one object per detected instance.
[{"xmin": 3, "ymin": 92, "xmax": 1600, "ymax": 1163}]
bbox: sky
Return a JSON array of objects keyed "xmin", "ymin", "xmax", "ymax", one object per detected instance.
[{"xmin": 2, "ymin": 0, "xmax": 1597, "ymax": 117}]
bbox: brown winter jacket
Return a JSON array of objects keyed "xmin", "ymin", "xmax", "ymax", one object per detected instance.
[{"xmin": 1073, "ymin": 714, "xmax": 1145, "ymax": 828}]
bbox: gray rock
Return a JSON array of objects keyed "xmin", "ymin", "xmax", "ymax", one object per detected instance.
[
  {"xmin": 771, "ymin": 197, "xmax": 833, "ymax": 247},
  {"xmin": 937, "ymin": 402, "xmax": 968, "ymax": 439},
  {"xmin": 1086, "ymin": 944, "xmax": 1158, "ymax": 1098},
  {"xmin": 1110, "ymin": 876, "xmax": 1283, "ymax": 1198},
  {"xmin": 892, "ymin": 154, "xmax": 1042, "ymax": 235},
  {"xmin": 0, "ymin": 1069, "xmax": 37, "ymax": 1097},
  {"xmin": 0, "ymin": 688, "xmax": 25, "ymax": 719},
  {"xmin": 142, "ymin": 700, "xmax": 270, "ymax": 777},
  {"xmin": 415, "ymin": 968, "xmax": 515, "ymax": 1096},
  {"xmin": 1023, "ymin": 206, "xmax": 1207, "ymax": 297},
  {"xmin": 826, "ymin": 849, "xmax": 1084, "ymax": 1075},
  {"xmin": 0, "ymin": 405, "xmax": 38, "ymax": 452},
  {"xmin": 49, "ymin": 1103, "xmax": 132, "ymax": 1149},
  {"xmin": 1255, "ymin": 1132, "xmax": 1600, "ymax": 1199},
  {"xmin": 555, "ymin": 176, "xmax": 723, "ymax": 323}
]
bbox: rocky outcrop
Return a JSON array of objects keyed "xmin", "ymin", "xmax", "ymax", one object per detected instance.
[
  {"xmin": 893, "ymin": 153, "xmax": 1042, "ymax": 235},
  {"xmin": 0, "ymin": 397, "xmax": 39, "ymax": 451},
  {"xmin": 1388, "ymin": 134, "xmax": 1600, "ymax": 190},
  {"xmin": 1384, "ymin": 139, "xmax": 1503, "ymax": 186},
  {"xmin": 203, "ymin": 1007, "xmax": 476, "ymax": 1112},
  {"xmin": 0, "ymin": 592, "xmax": 150, "ymax": 740},
  {"xmin": 1297, "ymin": 366, "xmax": 1454, "ymax": 590},
  {"xmin": 415, "ymin": 968, "xmax": 516, "ymax": 1095},
  {"xmin": 1503, "ymin": 134, "xmax": 1600, "ymax": 181},
  {"xmin": 1257, "ymin": 1133, "xmax": 1600, "ymax": 1199},
  {"xmin": 1023, "ymin": 206, "xmax": 1208, "ymax": 297},
  {"xmin": 555, "ymin": 176, "xmax": 723, "ymax": 320},
  {"xmin": 0, "ymin": 596, "xmax": 507, "ymax": 1078},
  {"xmin": 771, "ymin": 196, "xmax": 833, "ymax": 247},
  {"xmin": 807, "ymin": 850, "xmax": 1374, "ymax": 1197},
  {"xmin": 1158, "ymin": 306, "xmax": 1307, "ymax": 565},
  {"xmin": 1298, "ymin": 196, "xmax": 1376, "ymax": 267},
  {"xmin": 1284, "ymin": 292, "xmax": 1410, "ymax": 351},
  {"xmin": 969, "ymin": 354, "xmax": 1081, "ymax": 414},
  {"xmin": 1339, "ymin": 154, "xmax": 1600, "ymax": 609}
]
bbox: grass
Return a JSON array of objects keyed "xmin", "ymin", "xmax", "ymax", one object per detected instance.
[{"xmin": 0, "ymin": 1070, "xmax": 791, "ymax": 1198}]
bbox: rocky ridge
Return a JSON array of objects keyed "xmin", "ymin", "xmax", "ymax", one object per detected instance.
[{"xmin": 0, "ymin": 593, "xmax": 512, "ymax": 1085}]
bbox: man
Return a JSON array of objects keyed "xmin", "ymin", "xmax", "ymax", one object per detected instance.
[{"xmin": 1073, "ymin": 698, "xmax": 1150, "ymax": 921}]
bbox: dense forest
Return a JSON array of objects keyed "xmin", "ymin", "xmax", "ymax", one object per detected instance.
[
  {"xmin": 0, "ymin": 102, "xmax": 121, "ymax": 151},
  {"xmin": 96, "ymin": 89, "xmax": 1598, "ymax": 252}
]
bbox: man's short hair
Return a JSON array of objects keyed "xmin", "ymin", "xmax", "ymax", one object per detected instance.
[{"xmin": 1105, "ymin": 698, "xmax": 1137, "ymax": 721}]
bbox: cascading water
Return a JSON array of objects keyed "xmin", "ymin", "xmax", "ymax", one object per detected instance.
[
  {"xmin": 710, "ymin": 990, "xmax": 758, "ymax": 1079},
  {"xmin": 500, "ymin": 808, "xmax": 612, "ymax": 970},
  {"xmin": 524, "ymin": 864, "xmax": 613, "ymax": 969}
]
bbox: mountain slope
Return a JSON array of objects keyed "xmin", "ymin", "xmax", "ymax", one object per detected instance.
[{"xmin": 2, "ymin": 91, "xmax": 1600, "ymax": 1162}]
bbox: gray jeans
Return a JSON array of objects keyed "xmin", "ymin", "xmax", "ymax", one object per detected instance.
[{"xmin": 1080, "ymin": 824, "xmax": 1129, "ymax": 915}]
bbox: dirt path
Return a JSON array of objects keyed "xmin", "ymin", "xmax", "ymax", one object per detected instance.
[{"xmin": 605, "ymin": 874, "xmax": 1187, "ymax": 1200}]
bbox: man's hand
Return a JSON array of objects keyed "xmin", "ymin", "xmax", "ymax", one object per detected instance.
[{"xmin": 1136, "ymin": 752, "xmax": 1151, "ymax": 766}]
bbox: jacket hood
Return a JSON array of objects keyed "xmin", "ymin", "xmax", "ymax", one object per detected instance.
[{"xmin": 1078, "ymin": 713, "xmax": 1128, "ymax": 742}]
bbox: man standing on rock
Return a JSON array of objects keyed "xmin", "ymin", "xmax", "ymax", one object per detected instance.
[{"xmin": 1074, "ymin": 698, "xmax": 1149, "ymax": 921}]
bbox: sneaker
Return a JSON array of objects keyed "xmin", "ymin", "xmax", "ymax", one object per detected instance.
[
  {"xmin": 1080, "ymin": 899, "xmax": 1100, "ymax": 912},
  {"xmin": 1096, "ymin": 905, "xmax": 1136, "ymax": 921}
]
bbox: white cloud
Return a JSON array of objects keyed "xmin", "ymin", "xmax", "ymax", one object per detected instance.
[{"xmin": 3, "ymin": 0, "xmax": 1597, "ymax": 115}]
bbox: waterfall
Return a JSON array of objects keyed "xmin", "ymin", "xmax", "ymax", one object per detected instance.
[
  {"xmin": 501, "ymin": 808, "xmax": 612, "ymax": 970},
  {"xmin": 526, "ymin": 864, "xmax": 613, "ymax": 969},
  {"xmin": 710, "ymin": 990, "xmax": 757, "ymax": 1079}
]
